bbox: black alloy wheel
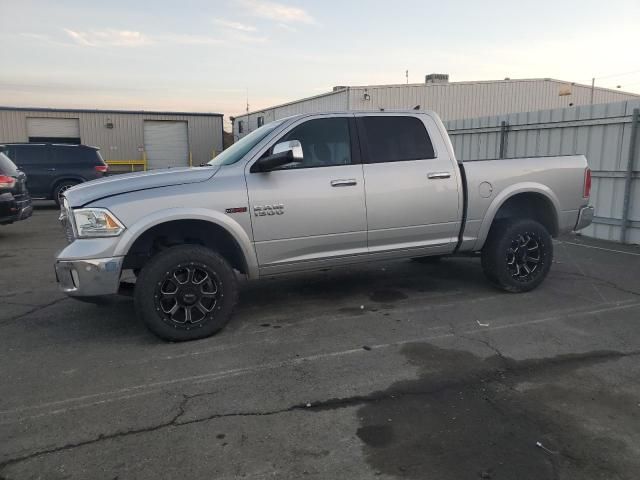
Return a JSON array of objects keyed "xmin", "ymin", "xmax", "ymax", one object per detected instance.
[
  {"xmin": 506, "ymin": 232, "xmax": 543, "ymax": 282},
  {"xmin": 135, "ymin": 245, "xmax": 238, "ymax": 341},
  {"xmin": 156, "ymin": 264, "xmax": 220, "ymax": 327},
  {"xmin": 481, "ymin": 218, "xmax": 553, "ymax": 293}
]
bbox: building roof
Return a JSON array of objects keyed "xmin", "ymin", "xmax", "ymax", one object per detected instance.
[
  {"xmin": 235, "ymin": 88, "xmax": 343, "ymax": 119},
  {"xmin": 345, "ymin": 77, "xmax": 640, "ymax": 94},
  {"xmin": 236, "ymin": 77, "xmax": 640, "ymax": 118},
  {"xmin": 0, "ymin": 106, "xmax": 223, "ymax": 117}
]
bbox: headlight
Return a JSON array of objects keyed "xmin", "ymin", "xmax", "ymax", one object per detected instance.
[{"xmin": 73, "ymin": 208, "xmax": 125, "ymax": 238}]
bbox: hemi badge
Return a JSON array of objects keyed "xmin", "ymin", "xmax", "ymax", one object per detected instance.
[{"xmin": 225, "ymin": 207, "xmax": 248, "ymax": 214}]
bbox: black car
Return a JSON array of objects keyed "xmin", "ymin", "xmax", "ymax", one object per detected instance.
[
  {"xmin": 0, "ymin": 143, "xmax": 109, "ymax": 205},
  {"xmin": 0, "ymin": 152, "xmax": 32, "ymax": 225}
]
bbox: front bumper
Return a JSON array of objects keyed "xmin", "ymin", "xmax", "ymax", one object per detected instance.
[
  {"xmin": 575, "ymin": 205, "xmax": 594, "ymax": 231},
  {"xmin": 55, "ymin": 256, "xmax": 123, "ymax": 296}
]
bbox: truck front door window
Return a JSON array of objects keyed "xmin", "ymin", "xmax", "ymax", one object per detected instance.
[{"xmin": 274, "ymin": 117, "xmax": 352, "ymax": 170}]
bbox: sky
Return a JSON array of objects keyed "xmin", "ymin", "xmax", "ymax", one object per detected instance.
[{"xmin": 1, "ymin": 0, "xmax": 639, "ymax": 130}]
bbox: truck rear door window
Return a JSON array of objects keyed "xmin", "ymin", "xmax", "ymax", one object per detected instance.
[{"xmin": 360, "ymin": 116, "xmax": 435, "ymax": 163}]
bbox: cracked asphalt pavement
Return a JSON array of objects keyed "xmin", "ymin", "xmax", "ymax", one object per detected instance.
[{"xmin": 1, "ymin": 205, "xmax": 640, "ymax": 479}]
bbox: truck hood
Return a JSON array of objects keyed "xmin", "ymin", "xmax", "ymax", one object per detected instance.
[{"xmin": 64, "ymin": 166, "xmax": 220, "ymax": 207}]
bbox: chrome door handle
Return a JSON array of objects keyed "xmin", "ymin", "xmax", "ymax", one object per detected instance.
[
  {"xmin": 47, "ymin": 168, "xmax": 56, "ymax": 172},
  {"xmin": 427, "ymin": 172, "xmax": 451, "ymax": 179},
  {"xmin": 331, "ymin": 179, "xmax": 357, "ymax": 187}
]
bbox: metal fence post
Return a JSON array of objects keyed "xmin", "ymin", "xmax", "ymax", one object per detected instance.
[
  {"xmin": 499, "ymin": 121, "xmax": 509, "ymax": 159},
  {"xmin": 621, "ymin": 108, "xmax": 640, "ymax": 244}
]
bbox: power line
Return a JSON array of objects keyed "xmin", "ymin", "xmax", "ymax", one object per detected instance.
[
  {"xmin": 594, "ymin": 69, "xmax": 640, "ymax": 80},
  {"xmin": 611, "ymin": 81, "xmax": 640, "ymax": 89},
  {"xmin": 589, "ymin": 70, "xmax": 640, "ymax": 103}
]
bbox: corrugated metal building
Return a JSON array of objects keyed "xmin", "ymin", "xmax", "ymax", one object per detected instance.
[
  {"xmin": 233, "ymin": 77, "xmax": 640, "ymax": 140},
  {"xmin": 0, "ymin": 107, "xmax": 223, "ymax": 171}
]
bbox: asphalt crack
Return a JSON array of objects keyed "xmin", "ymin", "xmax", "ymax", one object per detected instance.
[
  {"xmin": 553, "ymin": 270, "xmax": 640, "ymax": 298},
  {"xmin": 2, "ymin": 348, "xmax": 639, "ymax": 475},
  {"xmin": 456, "ymin": 332, "xmax": 508, "ymax": 364},
  {"xmin": 0, "ymin": 297, "xmax": 68, "ymax": 325},
  {"xmin": 445, "ymin": 319, "xmax": 509, "ymax": 366},
  {"xmin": 0, "ymin": 393, "xmax": 191, "ymax": 473}
]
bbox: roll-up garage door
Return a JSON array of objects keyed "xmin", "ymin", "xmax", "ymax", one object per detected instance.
[
  {"xmin": 143, "ymin": 121, "xmax": 189, "ymax": 169},
  {"xmin": 26, "ymin": 117, "xmax": 80, "ymax": 143}
]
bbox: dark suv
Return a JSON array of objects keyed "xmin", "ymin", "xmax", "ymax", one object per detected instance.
[
  {"xmin": 0, "ymin": 143, "xmax": 109, "ymax": 205},
  {"xmin": 0, "ymin": 152, "xmax": 32, "ymax": 225}
]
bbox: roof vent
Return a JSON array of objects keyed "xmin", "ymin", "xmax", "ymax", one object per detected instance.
[
  {"xmin": 332, "ymin": 86, "xmax": 348, "ymax": 92},
  {"xmin": 425, "ymin": 73, "xmax": 449, "ymax": 84}
]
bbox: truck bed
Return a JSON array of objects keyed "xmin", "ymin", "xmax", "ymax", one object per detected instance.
[{"xmin": 459, "ymin": 154, "xmax": 589, "ymax": 251}]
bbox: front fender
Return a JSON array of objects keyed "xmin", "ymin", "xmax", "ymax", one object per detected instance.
[
  {"xmin": 113, "ymin": 208, "xmax": 259, "ymax": 279},
  {"xmin": 473, "ymin": 182, "xmax": 560, "ymax": 251}
]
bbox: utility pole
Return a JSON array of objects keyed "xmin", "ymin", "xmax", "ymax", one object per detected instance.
[
  {"xmin": 246, "ymin": 88, "xmax": 250, "ymax": 133},
  {"xmin": 406, "ymin": 70, "xmax": 409, "ymax": 84},
  {"xmin": 590, "ymin": 77, "xmax": 595, "ymax": 104}
]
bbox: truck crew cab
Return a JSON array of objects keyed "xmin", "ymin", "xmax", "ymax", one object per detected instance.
[{"xmin": 56, "ymin": 111, "xmax": 594, "ymax": 341}]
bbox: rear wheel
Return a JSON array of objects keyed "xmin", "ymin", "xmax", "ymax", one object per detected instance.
[
  {"xmin": 53, "ymin": 180, "xmax": 79, "ymax": 206},
  {"xmin": 134, "ymin": 245, "xmax": 238, "ymax": 341},
  {"xmin": 481, "ymin": 219, "xmax": 552, "ymax": 292}
]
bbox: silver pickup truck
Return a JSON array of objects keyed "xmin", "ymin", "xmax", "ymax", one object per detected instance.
[{"xmin": 56, "ymin": 111, "xmax": 594, "ymax": 341}]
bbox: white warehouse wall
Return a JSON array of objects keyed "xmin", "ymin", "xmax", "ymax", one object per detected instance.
[{"xmin": 233, "ymin": 78, "xmax": 639, "ymax": 140}]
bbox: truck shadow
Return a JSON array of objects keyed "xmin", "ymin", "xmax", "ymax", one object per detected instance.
[
  {"xmin": 237, "ymin": 257, "xmax": 493, "ymax": 317},
  {"xmin": 40, "ymin": 258, "xmax": 494, "ymax": 344}
]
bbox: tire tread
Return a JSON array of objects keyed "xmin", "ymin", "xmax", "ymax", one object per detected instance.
[
  {"xmin": 481, "ymin": 218, "xmax": 552, "ymax": 293},
  {"xmin": 134, "ymin": 245, "xmax": 239, "ymax": 341}
]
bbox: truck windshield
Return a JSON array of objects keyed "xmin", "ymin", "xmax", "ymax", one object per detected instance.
[{"xmin": 207, "ymin": 121, "xmax": 282, "ymax": 167}]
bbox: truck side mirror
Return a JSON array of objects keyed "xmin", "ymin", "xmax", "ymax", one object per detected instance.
[{"xmin": 251, "ymin": 140, "xmax": 303, "ymax": 172}]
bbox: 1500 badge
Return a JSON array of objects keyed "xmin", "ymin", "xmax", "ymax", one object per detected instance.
[{"xmin": 254, "ymin": 204, "xmax": 284, "ymax": 216}]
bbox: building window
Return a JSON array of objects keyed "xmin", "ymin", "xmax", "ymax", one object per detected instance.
[
  {"xmin": 257, "ymin": 116, "xmax": 264, "ymax": 127},
  {"xmin": 238, "ymin": 120, "xmax": 244, "ymax": 134}
]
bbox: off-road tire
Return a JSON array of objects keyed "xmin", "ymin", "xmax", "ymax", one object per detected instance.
[
  {"xmin": 481, "ymin": 218, "xmax": 552, "ymax": 293},
  {"xmin": 134, "ymin": 245, "xmax": 238, "ymax": 341}
]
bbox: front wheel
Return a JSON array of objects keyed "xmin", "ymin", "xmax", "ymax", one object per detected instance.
[
  {"xmin": 481, "ymin": 219, "xmax": 553, "ymax": 293},
  {"xmin": 134, "ymin": 245, "xmax": 239, "ymax": 341}
]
